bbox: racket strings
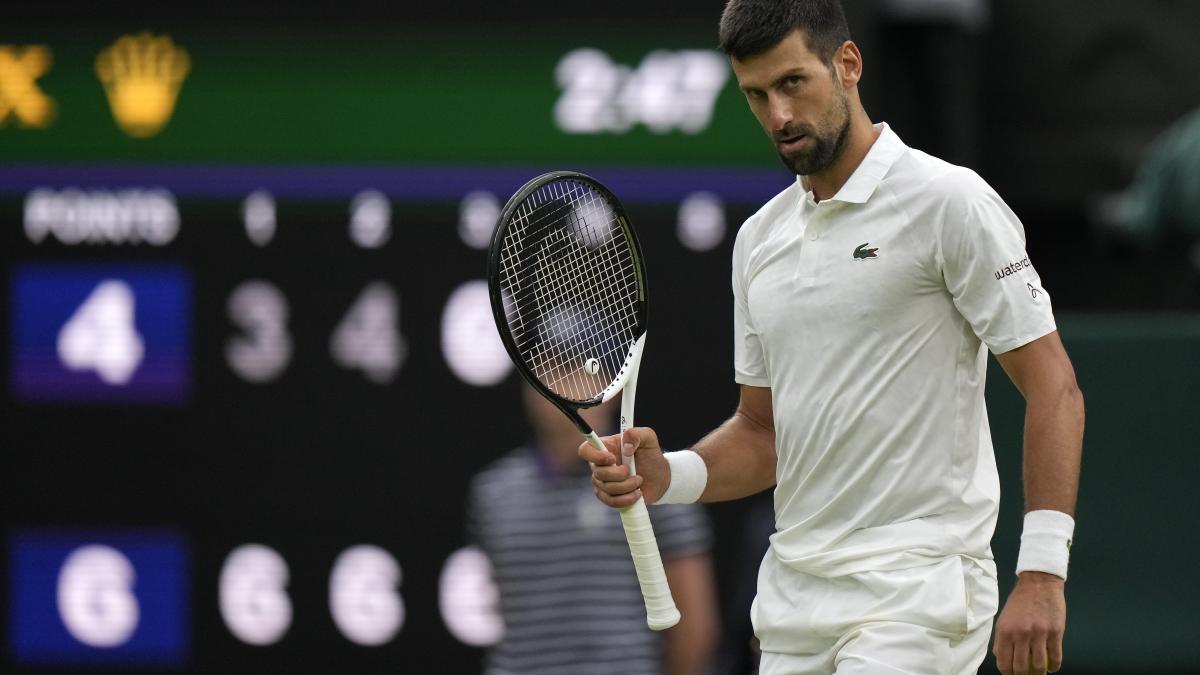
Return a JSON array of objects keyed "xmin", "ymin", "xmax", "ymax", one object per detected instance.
[
  {"xmin": 530, "ymin": 228, "xmax": 636, "ymax": 398},
  {"xmin": 522, "ymin": 190, "xmax": 635, "ymax": 399},
  {"xmin": 497, "ymin": 180, "xmax": 641, "ymax": 403}
]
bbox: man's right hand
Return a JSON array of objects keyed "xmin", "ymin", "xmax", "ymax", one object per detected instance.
[{"xmin": 579, "ymin": 427, "xmax": 670, "ymax": 507}]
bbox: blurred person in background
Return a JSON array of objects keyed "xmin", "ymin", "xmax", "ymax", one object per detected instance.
[
  {"xmin": 466, "ymin": 384, "xmax": 719, "ymax": 675},
  {"xmin": 582, "ymin": 2, "xmax": 1084, "ymax": 674},
  {"xmin": 1116, "ymin": 106, "xmax": 1200, "ymax": 290},
  {"xmin": 1088, "ymin": 105, "xmax": 1200, "ymax": 308}
]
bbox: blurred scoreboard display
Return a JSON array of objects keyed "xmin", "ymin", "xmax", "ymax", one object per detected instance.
[{"xmin": 1, "ymin": 7, "xmax": 789, "ymax": 673}]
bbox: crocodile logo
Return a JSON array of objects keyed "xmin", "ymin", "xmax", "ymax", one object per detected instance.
[{"xmin": 853, "ymin": 243, "xmax": 878, "ymax": 260}]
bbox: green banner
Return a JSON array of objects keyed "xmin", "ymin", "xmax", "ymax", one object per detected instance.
[{"xmin": 0, "ymin": 26, "xmax": 774, "ymax": 167}]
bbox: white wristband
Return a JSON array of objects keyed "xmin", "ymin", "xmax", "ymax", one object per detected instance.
[
  {"xmin": 656, "ymin": 450, "xmax": 708, "ymax": 505},
  {"xmin": 1015, "ymin": 510, "xmax": 1075, "ymax": 580}
]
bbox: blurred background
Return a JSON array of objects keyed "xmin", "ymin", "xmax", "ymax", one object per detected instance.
[{"xmin": 3, "ymin": 0, "xmax": 1198, "ymax": 672}]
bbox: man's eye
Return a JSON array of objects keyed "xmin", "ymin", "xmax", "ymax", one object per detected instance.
[{"xmin": 784, "ymin": 75, "xmax": 802, "ymax": 87}]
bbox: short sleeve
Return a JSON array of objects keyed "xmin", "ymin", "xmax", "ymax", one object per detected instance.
[
  {"xmin": 732, "ymin": 228, "xmax": 770, "ymax": 385},
  {"xmin": 937, "ymin": 173, "xmax": 1057, "ymax": 354},
  {"xmin": 649, "ymin": 503, "xmax": 713, "ymax": 561}
]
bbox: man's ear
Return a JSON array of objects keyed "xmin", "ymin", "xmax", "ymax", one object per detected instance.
[{"xmin": 834, "ymin": 40, "xmax": 863, "ymax": 87}]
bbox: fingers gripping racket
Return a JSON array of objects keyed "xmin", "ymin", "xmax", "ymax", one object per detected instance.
[{"xmin": 487, "ymin": 171, "xmax": 680, "ymax": 631}]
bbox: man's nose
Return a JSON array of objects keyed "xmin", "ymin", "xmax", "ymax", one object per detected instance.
[{"xmin": 767, "ymin": 94, "xmax": 792, "ymax": 131}]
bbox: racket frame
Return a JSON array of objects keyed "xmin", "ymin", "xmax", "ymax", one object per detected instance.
[
  {"xmin": 487, "ymin": 171, "xmax": 680, "ymax": 631},
  {"xmin": 487, "ymin": 171, "xmax": 648, "ymax": 434}
]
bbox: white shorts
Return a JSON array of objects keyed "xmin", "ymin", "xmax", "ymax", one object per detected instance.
[{"xmin": 752, "ymin": 553, "xmax": 998, "ymax": 675}]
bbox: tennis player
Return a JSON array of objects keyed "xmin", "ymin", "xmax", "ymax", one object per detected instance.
[{"xmin": 581, "ymin": 2, "xmax": 1084, "ymax": 674}]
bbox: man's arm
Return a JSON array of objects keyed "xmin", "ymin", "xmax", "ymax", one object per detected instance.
[
  {"xmin": 660, "ymin": 553, "xmax": 720, "ymax": 675},
  {"xmin": 582, "ymin": 384, "xmax": 776, "ymax": 506},
  {"xmin": 992, "ymin": 330, "xmax": 1085, "ymax": 675}
]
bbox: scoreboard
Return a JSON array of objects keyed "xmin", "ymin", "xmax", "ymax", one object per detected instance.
[{"xmin": 2, "ymin": 12, "xmax": 790, "ymax": 673}]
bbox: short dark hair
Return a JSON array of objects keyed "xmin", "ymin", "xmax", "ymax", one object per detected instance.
[{"xmin": 718, "ymin": 0, "xmax": 851, "ymax": 64}]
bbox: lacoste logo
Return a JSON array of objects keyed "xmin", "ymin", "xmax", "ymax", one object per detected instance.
[{"xmin": 853, "ymin": 243, "xmax": 878, "ymax": 260}]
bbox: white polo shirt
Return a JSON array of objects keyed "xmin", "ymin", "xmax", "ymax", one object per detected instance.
[{"xmin": 733, "ymin": 123, "xmax": 1056, "ymax": 578}]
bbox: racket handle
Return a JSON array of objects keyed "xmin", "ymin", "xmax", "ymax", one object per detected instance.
[
  {"xmin": 619, "ymin": 498, "xmax": 681, "ymax": 631},
  {"xmin": 583, "ymin": 431, "xmax": 679, "ymax": 630}
]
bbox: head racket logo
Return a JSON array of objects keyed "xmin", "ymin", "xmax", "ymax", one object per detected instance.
[{"xmin": 853, "ymin": 242, "xmax": 878, "ymax": 260}]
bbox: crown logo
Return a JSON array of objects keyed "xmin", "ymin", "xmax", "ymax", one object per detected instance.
[{"xmin": 95, "ymin": 33, "xmax": 190, "ymax": 138}]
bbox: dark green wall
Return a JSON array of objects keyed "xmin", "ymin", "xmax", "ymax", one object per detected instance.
[{"xmin": 986, "ymin": 314, "xmax": 1200, "ymax": 671}]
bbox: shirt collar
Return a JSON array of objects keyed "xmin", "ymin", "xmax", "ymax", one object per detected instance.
[{"xmin": 795, "ymin": 122, "xmax": 908, "ymax": 205}]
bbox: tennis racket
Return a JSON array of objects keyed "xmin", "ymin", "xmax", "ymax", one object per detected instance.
[{"xmin": 487, "ymin": 170, "xmax": 680, "ymax": 631}]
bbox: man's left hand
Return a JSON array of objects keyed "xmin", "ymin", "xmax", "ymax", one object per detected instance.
[{"xmin": 992, "ymin": 571, "xmax": 1066, "ymax": 674}]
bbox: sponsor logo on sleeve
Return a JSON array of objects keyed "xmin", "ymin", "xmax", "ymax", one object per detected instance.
[{"xmin": 993, "ymin": 256, "xmax": 1032, "ymax": 281}]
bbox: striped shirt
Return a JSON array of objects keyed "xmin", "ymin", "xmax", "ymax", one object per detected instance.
[{"xmin": 468, "ymin": 446, "xmax": 712, "ymax": 675}]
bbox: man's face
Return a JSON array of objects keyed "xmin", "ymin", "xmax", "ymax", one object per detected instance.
[{"xmin": 731, "ymin": 30, "xmax": 851, "ymax": 176}]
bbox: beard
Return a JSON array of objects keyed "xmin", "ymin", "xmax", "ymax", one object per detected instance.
[{"xmin": 775, "ymin": 92, "xmax": 852, "ymax": 176}]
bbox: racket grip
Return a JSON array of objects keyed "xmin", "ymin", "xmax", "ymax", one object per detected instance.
[{"xmin": 619, "ymin": 498, "xmax": 681, "ymax": 631}]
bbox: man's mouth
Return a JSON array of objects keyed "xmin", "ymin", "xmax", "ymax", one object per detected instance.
[{"xmin": 777, "ymin": 135, "xmax": 808, "ymax": 153}]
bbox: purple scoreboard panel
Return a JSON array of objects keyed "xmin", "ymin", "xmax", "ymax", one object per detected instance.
[
  {"xmin": 10, "ymin": 264, "xmax": 192, "ymax": 403},
  {"xmin": 8, "ymin": 530, "xmax": 190, "ymax": 666}
]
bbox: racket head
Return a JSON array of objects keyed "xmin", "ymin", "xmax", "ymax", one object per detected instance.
[{"xmin": 487, "ymin": 171, "xmax": 647, "ymax": 429}]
